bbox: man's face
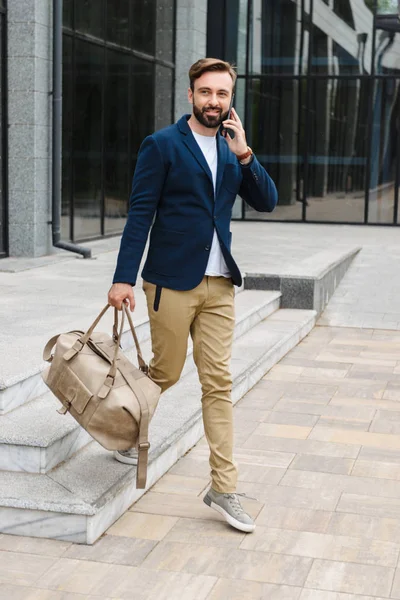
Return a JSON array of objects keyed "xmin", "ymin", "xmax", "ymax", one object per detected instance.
[{"xmin": 188, "ymin": 71, "xmax": 233, "ymax": 129}]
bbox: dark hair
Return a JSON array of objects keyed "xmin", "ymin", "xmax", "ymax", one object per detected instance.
[{"xmin": 189, "ymin": 58, "xmax": 237, "ymax": 92}]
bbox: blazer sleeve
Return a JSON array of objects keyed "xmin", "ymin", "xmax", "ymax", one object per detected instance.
[
  {"xmin": 238, "ymin": 155, "xmax": 278, "ymax": 212},
  {"xmin": 112, "ymin": 135, "xmax": 166, "ymax": 285}
]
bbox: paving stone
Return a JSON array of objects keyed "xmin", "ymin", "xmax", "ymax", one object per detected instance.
[
  {"xmin": 300, "ymin": 590, "xmax": 391, "ymax": 600},
  {"xmin": 309, "ymin": 426, "xmax": 400, "ymax": 450},
  {"xmin": 265, "ymin": 411, "xmax": 319, "ymax": 427},
  {"xmin": 0, "ymin": 534, "xmax": 71, "ymax": 556},
  {"xmin": 0, "ymin": 550, "xmax": 57, "ymax": 586},
  {"xmin": 327, "ymin": 512, "xmax": 400, "ymax": 543},
  {"xmin": 207, "ymin": 579, "xmax": 302, "ymax": 599},
  {"xmin": 351, "ymin": 459, "xmax": 400, "ymax": 481},
  {"xmin": 304, "ymin": 559, "xmax": 394, "ymax": 596},
  {"xmin": 0, "ymin": 586, "xmax": 103, "ymax": 600},
  {"xmin": 289, "ymin": 454, "xmax": 355, "ymax": 475},
  {"xmin": 141, "ymin": 541, "xmax": 313, "ymax": 585},
  {"xmin": 252, "ymin": 423, "xmax": 313, "ymax": 439},
  {"xmin": 106, "ymin": 512, "xmax": 179, "ymax": 541},
  {"xmin": 150, "ymin": 473, "xmax": 210, "ymax": 496},
  {"xmin": 256, "ymin": 505, "xmax": 334, "ymax": 533},
  {"xmin": 337, "ymin": 493, "xmax": 400, "ymax": 519},
  {"xmin": 240, "ymin": 527, "xmax": 399, "ymax": 567},
  {"xmin": 163, "ymin": 517, "xmax": 245, "ymax": 548},
  {"xmin": 63, "ymin": 534, "xmax": 156, "ymax": 566},
  {"xmin": 35, "ymin": 558, "xmax": 133, "ymax": 595},
  {"xmin": 242, "ymin": 435, "xmax": 360, "ymax": 459}
]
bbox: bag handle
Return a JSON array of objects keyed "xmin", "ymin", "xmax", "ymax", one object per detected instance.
[{"xmin": 61, "ymin": 303, "xmax": 148, "ymax": 374}]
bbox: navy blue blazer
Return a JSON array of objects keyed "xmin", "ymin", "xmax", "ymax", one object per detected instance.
[{"xmin": 113, "ymin": 115, "xmax": 277, "ymax": 290}]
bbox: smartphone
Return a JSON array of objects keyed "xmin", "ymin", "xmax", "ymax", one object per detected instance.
[{"xmin": 221, "ymin": 93, "xmax": 235, "ymax": 138}]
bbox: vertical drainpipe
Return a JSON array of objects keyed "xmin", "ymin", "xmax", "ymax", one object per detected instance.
[{"xmin": 52, "ymin": 0, "xmax": 91, "ymax": 258}]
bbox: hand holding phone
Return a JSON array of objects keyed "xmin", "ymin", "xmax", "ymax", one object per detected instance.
[{"xmin": 221, "ymin": 93, "xmax": 235, "ymax": 139}]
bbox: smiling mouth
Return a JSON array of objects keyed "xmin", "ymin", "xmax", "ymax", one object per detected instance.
[{"xmin": 204, "ymin": 109, "xmax": 221, "ymax": 116}]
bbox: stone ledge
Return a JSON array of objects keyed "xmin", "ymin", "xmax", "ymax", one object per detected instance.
[{"xmin": 244, "ymin": 246, "xmax": 360, "ymax": 316}]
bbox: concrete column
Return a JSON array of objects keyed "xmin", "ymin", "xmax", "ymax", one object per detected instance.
[
  {"xmin": 174, "ymin": 0, "xmax": 207, "ymax": 121},
  {"xmin": 7, "ymin": 0, "xmax": 52, "ymax": 257}
]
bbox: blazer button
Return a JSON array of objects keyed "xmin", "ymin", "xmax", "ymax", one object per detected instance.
[{"xmin": 205, "ymin": 245, "xmax": 210, "ymax": 251}]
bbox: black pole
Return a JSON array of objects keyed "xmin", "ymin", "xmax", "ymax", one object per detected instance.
[{"xmin": 52, "ymin": 0, "xmax": 91, "ymax": 258}]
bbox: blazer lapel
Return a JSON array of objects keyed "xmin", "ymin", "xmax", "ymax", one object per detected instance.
[
  {"xmin": 178, "ymin": 115, "xmax": 213, "ymax": 185},
  {"xmin": 182, "ymin": 134, "xmax": 213, "ymax": 185}
]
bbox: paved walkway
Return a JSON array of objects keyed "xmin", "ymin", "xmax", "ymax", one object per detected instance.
[
  {"xmin": 2, "ymin": 325, "xmax": 400, "ymax": 598},
  {"xmin": 1, "ymin": 222, "xmax": 400, "ymax": 598}
]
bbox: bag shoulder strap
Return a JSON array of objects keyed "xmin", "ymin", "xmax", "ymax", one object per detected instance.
[{"xmin": 117, "ymin": 359, "xmax": 151, "ymax": 489}]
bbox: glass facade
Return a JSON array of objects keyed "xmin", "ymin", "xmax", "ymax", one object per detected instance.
[
  {"xmin": 0, "ymin": 0, "xmax": 6, "ymax": 256},
  {"xmin": 62, "ymin": 0, "xmax": 176, "ymax": 242},
  {"xmin": 208, "ymin": 0, "xmax": 400, "ymax": 225}
]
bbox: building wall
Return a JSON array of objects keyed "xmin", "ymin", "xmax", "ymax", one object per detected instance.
[
  {"xmin": 174, "ymin": 0, "xmax": 207, "ymax": 120},
  {"xmin": 7, "ymin": 0, "xmax": 52, "ymax": 257}
]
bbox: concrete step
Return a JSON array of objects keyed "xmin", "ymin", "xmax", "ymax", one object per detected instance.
[
  {"xmin": 0, "ymin": 308, "xmax": 316, "ymax": 543},
  {"xmin": 0, "ymin": 282, "xmax": 245, "ymax": 416},
  {"xmin": 0, "ymin": 290, "xmax": 281, "ymax": 474}
]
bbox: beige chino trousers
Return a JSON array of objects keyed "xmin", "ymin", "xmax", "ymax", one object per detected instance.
[{"xmin": 142, "ymin": 276, "xmax": 238, "ymax": 493}]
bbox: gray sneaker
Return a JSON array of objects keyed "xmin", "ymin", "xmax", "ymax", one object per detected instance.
[
  {"xmin": 203, "ymin": 488, "xmax": 255, "ymax": 533},
  {"xmin": 114, "ymin": 448, "xmax": 138, "ymax": 465}
]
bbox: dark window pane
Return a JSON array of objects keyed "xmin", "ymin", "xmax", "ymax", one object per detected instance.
[
  {"xmin": 368, "ymin": 78, "xmax": 400, "ymax": 223},
  {"xmin": 333, "ymin": 0, "xmax": 355, "ymax": 28},
  {"xmin": 131, "ymin": 0, "xmax": 156, "ymax": 55},
  {"xmin": 155, "ymin": 65, "xmax": 173, "ymax": 131},
  {"xmin": 73, "ymin": 41, "xmax": 104, "ymax": 240},
  {"xmin": 107, "ymin": 0, "xmax": 129, "ymax": 46},
  {"xmin": 62, "ymin": 35, "xmax": 73, "ymax": 241},
  {"xmin": 245, "ymin": 77, "xmax": 303, "ymax": 221},
  {"xmin": 306, "ymin": 78, "xmax": 370, "ymax": 223},
  {"xmin": 104, "ymin": 50, "xmax": 130, "ymax": 235},
  {"xmin": 311, "ymin": 24, "xmax": 366, "ymax": 75},
  {"xmin": 63, "ymin": 0, "xmax": 73, "ymax": 29},
  {"xmin": 75, "ymin": 0, "xmax": 104, "ymax": 39},
  {"xmin": 131, "ymin": 59, "xmax": 154, "ymax": 159},
  {"xmin": 249, "ymin": 0, "xmax": 307, "ymax": 76},
  {"xmin": 155, "ymin": 0, "xmax": 175, "ymax": 62}
]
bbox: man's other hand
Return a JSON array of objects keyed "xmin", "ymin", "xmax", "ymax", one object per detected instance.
[{"xmin": 108, "ymin": 283, "xmax": 135, "ymax": 311}]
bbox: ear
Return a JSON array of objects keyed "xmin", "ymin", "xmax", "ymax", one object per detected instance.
[{"xmin": 188, "ymin": 87, "xmax": 193, "ymax": 105}]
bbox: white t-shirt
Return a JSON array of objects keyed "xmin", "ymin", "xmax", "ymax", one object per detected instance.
[{"xmin": 192, "ymin": 131, "xmax": 230, "ymax": 278}]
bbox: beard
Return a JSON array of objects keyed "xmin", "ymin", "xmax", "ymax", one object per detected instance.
[{"xmin": 193, "ymin": 101, "xmax": 229, "ymax": 129}]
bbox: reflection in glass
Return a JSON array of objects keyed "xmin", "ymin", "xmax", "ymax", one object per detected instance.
[
  {"xmin": 306, "ymin": 79, "xmax": 369, "ymax": 223},
  {"xmin": 132, "ymin": 0, "xmax": 156, "ymax": 55},
  {"xmin": 63, "ymin": 0, "xmax": 73, "ymax": 29},
  {"xmin": 131, "ymin": 59, "xmax": 154, "ymax": 158},
  {"xmin": 62, "ymin": 36, "xmax": 73, "ymax": 241},
  {"xmin": 107, "ymin": 0, "xmax": 129, "ymax": 46},
  {"xmin": 104, "ymin": 51, "xmax": 130, "ymax": 235},
  {"xmin": 376, "ymin": 0, "xmax": 399, "ymax": 14},
  {"xmin": 249, "ymin": 0, "xmax": 308, "ymax": 76},
  {"xmin": 61, "ymin": 0, "xmax": 175, "ymax": 242},
  {"xmin": 236, "ymin": 0, "xmax": 248, "ymax": 75},
  {"xmin": 73, "ymin": 41, "xmax": 103, "ymax": 239},
  {"xmin": 245, "ymin": 77, "xmax": 302, "ymax": 221},
  {"xmin": 368, "ymin": 79, "xmax": 400, "ymax": 223},
  {"xmin": 75, "ymin": 0, "xmax": 104, "ymax": 38}
]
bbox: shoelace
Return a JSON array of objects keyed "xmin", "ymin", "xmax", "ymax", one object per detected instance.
[{"xmin": 223, "ymin": 492, "xmax": 259, "ymax": 515}]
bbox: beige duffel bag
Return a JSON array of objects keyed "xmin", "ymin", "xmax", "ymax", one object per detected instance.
[{"xmin": 42, "ymin": 303, "xmax": 161, "ymax": 488}]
